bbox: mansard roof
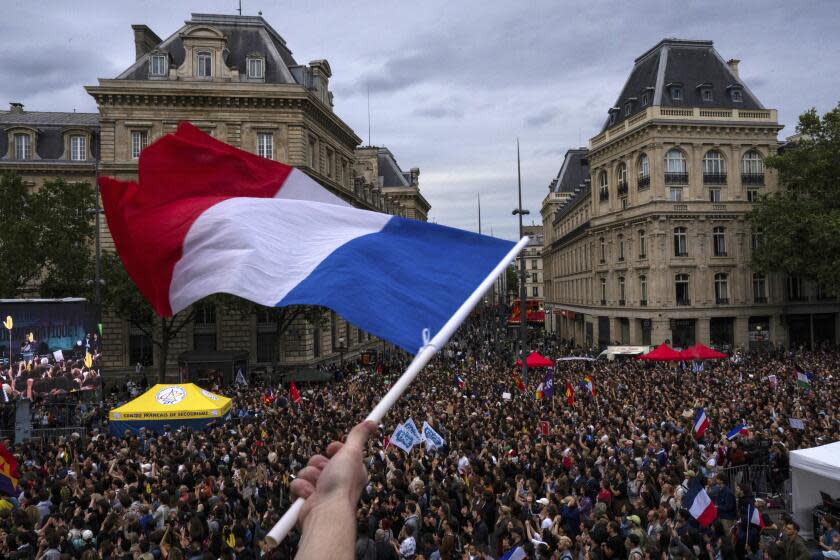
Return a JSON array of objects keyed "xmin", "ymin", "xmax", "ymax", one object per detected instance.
[
  {"xmin": 549, "ymin": 148, "xmax": 589, "ymax": 194},
  {"xmin": 602, "ymin": 38, "xmax": 764, "ymax": 132}
]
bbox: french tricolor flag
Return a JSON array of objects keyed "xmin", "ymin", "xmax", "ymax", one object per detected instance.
[
  {"xmin": 100, "ymin": 124, "xmax": 514, "ymax": 354},
  {"xmin": 748, "ymin": 503, "xmax": 765, "ymax": 528},
  {"xmin": 693, "ymin": 407, "xmax": 709, "ymax": 438},
  {"xmin": 683, "ymin": 477, "xmax": 717, "ymax": 527}
]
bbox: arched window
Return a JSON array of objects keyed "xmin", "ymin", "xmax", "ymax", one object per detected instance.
[
  {"xmin": 617, "ymin": 163, "xmax": 628, "ymax": 188},
  {"xmin": 637, "ymin": 153, "xmax": 650, "ymax": 189},
  {"xmin": 714, "ymin": 273, "xmax": 729, "ymax": 304},
  {"xmin": 598, "ymin": 170, "xmax": 609, "ymax": 201},
  {"xmin": 742, "ymin": 149, "xmax": 764, "ymax": 185},
  {"xmin": 665, "ymin": 149, "xmax": 687, "ymax": 185},
  {"xmin": 703, "ymin": 150, "xmax": 726, "ymax": 183},
  {"xmin": 673, "ymin": 227, "xmax": 688, "ymax": 257},
  {"xmin": 675, "ymin": 274, "xmax": 690, "ymax": 305},
  {"xmin": 712, "ymin": 226, "xmax": 726, "ymax": 256}
]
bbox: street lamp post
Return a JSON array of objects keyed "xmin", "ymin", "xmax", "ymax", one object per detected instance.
[{"xmin": 512, "ymin": 139, "xmax": 529, "ymax": 384}]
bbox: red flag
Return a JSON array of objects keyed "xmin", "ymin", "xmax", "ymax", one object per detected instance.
[
  {"xmin": 383, "ymin": 435, "xmax": 391, "ymax": 448},
  {"xmin": 539, "ymin": 420, "xmax": 550, "ymax": 436},
  {"xmin": 513, "ymin": 371, "xmax": 526, "ymax": 392},
  {"xmin": 565, "ymin": 382, "xmax": 574, "ymax": 406},
  {"xmin": 289, "ymin": 382, "xmax": 301, "ymax": 404}
]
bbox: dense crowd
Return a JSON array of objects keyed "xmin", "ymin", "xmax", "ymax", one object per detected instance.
[{"xmin": 0, "ymin": 323, "xmax": 838, "ymax": 560}]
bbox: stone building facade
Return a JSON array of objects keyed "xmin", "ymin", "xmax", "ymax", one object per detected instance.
[
  {"xmin": 521, "ymin": 224, "xmax": 544, "ymax": 303},
  {"xmin": 542, "ymin": 39, "xmax": 839, "ymax": 350},
  {"xmin": 353, "ymin": 147, "xmax": 430, "ymax": 222},
  {"xmin": 2, "ymin": 13, "xmax": 429, "ymax": 375}
]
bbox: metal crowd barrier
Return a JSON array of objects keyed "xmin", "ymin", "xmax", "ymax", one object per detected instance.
[{"xmin": 29, "ymin": 426, "xmax": 87, "ymax": 441}]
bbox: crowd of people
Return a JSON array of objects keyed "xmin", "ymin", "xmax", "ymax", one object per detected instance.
[{"xmin": 0, "ymin": 320, "xmax": 838, "ymax": 560}]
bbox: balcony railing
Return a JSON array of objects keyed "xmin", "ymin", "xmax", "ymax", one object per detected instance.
[
  {"xmin": 617, "ymin": 181, "xmax": 628, "ymax": 195},
  {"xmin": 665, "ymin": 172, "xmax": 689, "ymax": 185},
  {"xmin": 676, "ymin": 298, "xmax": 691, "ymax": 306},
  {"xmin": 599, "ymin": 190, "xmax": 609, "ymax": 201},
  {"xmin": 716, "ymin": 297, "xmax": 729, "ymax": 304},
  {"xmin": 713, "ymin": 251, "xmax": 728, "ymax": 257},
  {"xmin": 742, "ymin": 173, "xmax": 765, "ymax": 186},
  {"xmin": 638, "ymin": 175, "xmax": 650, "ymax": 190},
  {"xmin": 703, "ymin": 173, "xmax": 728, "ymax": 185},
  {"xmin": 754, "ymin": 296, "xmax": 768, "ymax": 304}
]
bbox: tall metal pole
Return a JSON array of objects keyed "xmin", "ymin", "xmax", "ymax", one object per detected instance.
[{"xmin": 516, "ymin": 139, "xmax": 528, "ymax": 384}]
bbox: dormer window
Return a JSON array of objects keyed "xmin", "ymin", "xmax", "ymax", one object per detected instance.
[
  {"xmin": 624, "ymin": 103, "xmax": 632, "ymax": 116},
  {"xmin": 641, "ymin": 93, "xmax": 649, "ymax": 107},
  {"xmin": 70, "ymin": 135, "xmax": 87, "ymax": 161},
  {"xmin": 731, "ymin": 89, "xmax": 743, "ymax": 102},
  {"xmin": 608, "ymin": 108, "xmax": 619, "ymax": 126},
  {"xmin": 247, "ymin": 55, "xmax": 264, "ymax": 79},
  {"xmin": 702, "ymin": 89, "xmax": 713, "ymax": 102},
  {"xmin": 197, "ymin": 51, "xmax": 212, "ymax": 77},
  {"xmin": 14, "ymin": 133, "xmax": 32, "ymax": 160},
  {"xmin": 609, "ymin": 113, "xmax": 616, "ymax": 125},
  {"xmin": 671, "ymin": 86, "xmax": 682, "ymax": 100},
  {"xmin": 149, "ymin": 54, "xmax": 168, "ymax": 77}
]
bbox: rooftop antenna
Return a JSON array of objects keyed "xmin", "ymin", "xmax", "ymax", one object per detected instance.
[
  {"xmin": 237, "ymin": 0, "xmax": 242, "ymax": 15},
  {"xmin": 367, "ymin": 84, "xmax": 372, "ymax": 146}
]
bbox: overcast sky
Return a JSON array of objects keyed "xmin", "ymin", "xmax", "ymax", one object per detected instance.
[{"xmin": 2, "ymin": 0, "xmax": 839, "ymax": 240}]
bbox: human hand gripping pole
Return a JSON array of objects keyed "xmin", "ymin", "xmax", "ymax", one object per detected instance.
[{"xmin": 264, "ymin": 235, "xmax": 529, "ymax": 547}]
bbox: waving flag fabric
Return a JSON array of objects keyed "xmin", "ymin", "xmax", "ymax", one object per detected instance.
[
  {"xmin": 683, "ymin": 477, "xmax": 717, "ymax": 527},
  {"xmin": 583, "ymin": 375, "xmax": 596, "ymax": 397},
  {"xmin": 726, "ymin": 422, "xmax": 747, "ymax": 441},
  {"xmin": 565, "ymin": 382, "xmax": 574, "ymax": 406},
  {"xmin": 0, "ymin": 443, "xmax": 19, "ymax": 496},
  {"xmin": 289, "ymin": 382, "xmax": 301, "ymax": 404},
  {"xmin": 100, "ymin": 123, "xmax": 515, "ymax": 355},
  {"xmin": 693, "ymin": 407, "xmax": 709, "ymax": 438},
  {"xmin": 748, "ymin": 503, "xmax": 765, "ymax": 528},
  {"xmin": 542, "ymin": 369, "xmax": 554, "ymax": 399},
  {"xmin": 513, "ymin": 371, "xmax": 526, "ymax": 392}
]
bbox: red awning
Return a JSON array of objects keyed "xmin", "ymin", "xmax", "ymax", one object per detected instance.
[
  {"xmin": 516, "ymin": 351, "xmax": 555, "ymax": 368},
  {"xmin": 680, "ymin": 343, "xmax": 728, "ymax": 360},
  {"xmin": 638, "ymin": 343, "xmax": 683, "ymax": 361}
]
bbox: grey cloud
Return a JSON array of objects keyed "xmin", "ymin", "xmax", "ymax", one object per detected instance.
[
  {"xmin": 524, "ymin": 106, "xmax": 558, "ymax": 128},
  {"xmin": 412, "ymin": 105, "xmax": 464, "ymax": 119}
]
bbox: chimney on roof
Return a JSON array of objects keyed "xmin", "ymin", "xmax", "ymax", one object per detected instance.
[
  {"xmin": 9, "ymin": 102, "xmax": 24, "ymax": 113},
  {"xmin": 409, "ymin": 167, "xmax": 419, "ymax": 187},
  {"xmin": 131, "ymin": 24, "xmax": 162, "ymax": 61},
  {"xmin": 727, "ymin": 59, "xmax": 740, "ymax": 78}
]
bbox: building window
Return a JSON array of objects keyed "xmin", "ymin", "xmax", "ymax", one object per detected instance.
[
  {"xmin": 731, "ymin": 89, "xmax": 743, "ymax": 102},
  {"xmin": 742, "ymin": 149, "xmax": 765, "ymax": 185},
  {"xmin": 129, "ymin": 318, "xmax": 154, "ymax": 367},
  {"xmin": 609, "ymin": 112, "xmax": 616, "ymax": 125},
  {"xmin": 531, "ymin": 272, "xmax": 538, "ymax": 283},
  {"xmin": 671, "ymin": 86, "xmax": 683, "ymax": 100},
  {"xmin": 641, "ymin": 93, "xmax": 649, "ymax": 107},
  {"xmin": 617, "ymin": 163, "xmax": 628, "ymax": 196},
  {"xmin": 753, "ymin": 273, "xmax": 767, "ymax": 303},
  {"xmin": 326, "ymin": 149, "xmax": 335, "ymax": 177},
  {"xmin": 751, "ymin": 229, "xmax": 762, "ymax": 251},
  {"xmin": 130, "ymin": 130, "xmax": 149, "ymax": 159},
  {"xmin": 669, "ymin": 187, "xmax": 684, "ymax": 201},
  {"xmin": 197, "ymin": 51, "xmax": 212, "ymax": 77},
  {"xmin": 532, "ymin": 286, "xmax": 539, "ymax": 297},
  {"xmin": 193, "ymin": 302, "xmax": 217, "ymax": 351},
  {"xmin": 709, "ymin": 189, "xmax": 721, "ymax": 202},
  {"xmin": 149, "ymin": 54, "xmax": 168, "ymax": 76},
  {"xmin": 673, "ymin": 227, "xmax": 688, "ymax": 256},
  {"xmin": 598, "ymin": 170, "xmax": 609, "ymax": 202},
  {"xmin": 257, "ymin": 132, "xmax": 273, "ymax": 160},
  {"xmin": 703, "ymin": 150, "xmax": 726, "ymax": 184},
  {"xmin": 247, "ymin": 57, "xmax": 264, "ymax": 79},
  {"xmin": 308, "ymin": 137, "xmax": 318, "ymax": 168},
  {"xmin": 599, "ymin": 237, "xmax": 606, "ymax": 263},
  {"xmin": 714, "ymin": 273, "xmax": 729, "ymax": 304},
  {"xmin": 638, "ymin": 230, "xmax": 647, "ymax": 258},
  {"xmin": 618, "ymin": 277, "xmax": 626, "ymax": 305},
  {"xmin": 600, "ymin": 277, "xmax": 607, "ymax": 304},
  {"xmin": 639, "ymin": 275, "xmax": 648, "ymax": 305},
  {"xmin": 702, "ymin": 89, "xmax": 713, "ymax": 102},
  {"xmin": 624, "ymin": 103, "xmax": 632, "ymax": 116},
  {"xmin": 531, "ymin": 259, "xmax": 538, "ymax": 269},
  {"xmin": 14, "ymin": 133, "xmax": 31, "ymax": 160},
  {"xmin": 69, "ymin": 135, "xmax": 87, "ymax": 161},
  {"xmin": 665, "ymin": 148, "xmax": 687, "ymax": 184},
  {"xmin": 787, "ymin": 277, "xmax": 804, "ymax": 301},
  {"xmin": 712, "ymin": 227, "xmax": 727, "ymax": 256},
  {"xmin": 747, "ymin": 189, "xmax": 759, "ymax": 202},
  {"xmin": 637, "ymin": 153, "xmax": 650, "ymax": 189},
  {"xmin": 618, "ymin": 235, "xmax": 625, "ymax": 261},
  {"xmin": 675, "ymin": 274, "xmax": 690, "ymax": 305}
]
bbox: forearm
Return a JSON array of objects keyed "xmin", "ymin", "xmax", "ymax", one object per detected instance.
[{"xmin": 296, "ymin": 501, "xmax": 357, "ymax": 560}]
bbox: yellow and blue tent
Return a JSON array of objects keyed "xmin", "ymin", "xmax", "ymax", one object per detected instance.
[{"xmin": 109, "ymin": 383, "xmax": 231, "ymax": 436}]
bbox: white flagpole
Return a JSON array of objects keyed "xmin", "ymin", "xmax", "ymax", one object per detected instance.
[{"xmin": 266, "ymin": 236, "xmax": 529, "ymax": 547}]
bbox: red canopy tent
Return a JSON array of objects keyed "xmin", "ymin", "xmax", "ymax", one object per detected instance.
[
  {"xmin": 638, "ymin": 343, "xmax": 683, "ymax": 361},
  {"xmin": 516, "ymin": 351, "xmax": 555, "ymax": 368},
  {"xmin": 680, "ymin": 343, "xmax": 728, "ymax": 360}
]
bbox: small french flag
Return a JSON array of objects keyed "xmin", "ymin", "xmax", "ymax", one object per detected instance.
[
  {"xmin": 748, "ymin": 503, "xmax": 765, "ymax": 528},
  {"xmin": 693, "ymin": 407, "xmax": 709, "ymax": 438},
  {"xmin": 683, "ymin": 478, "xmax": 717, "ymax": 527},
  {"xmin": 726, "ymin": 422, "xmax": 748, "ymax": 441},
  {"xmin": 454, "ymin": 374, "xmax": 466, "ymax": 390}
]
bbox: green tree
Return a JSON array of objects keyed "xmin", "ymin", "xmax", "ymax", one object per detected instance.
[
  {"xmin": 749, "ymin": 102, "xmax": 840, "ymax": 295},
  {"xmin": 101, "ymin": 251, "xmax": 197, "ymax": 383},
  {"xmin": 0, "ymin": 174, "xmax": 95, "ymax": 298}
]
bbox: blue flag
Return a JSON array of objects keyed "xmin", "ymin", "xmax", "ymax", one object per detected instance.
[{"xmin": 543, "ymin": 368, "xmax": 554, "ymax": 399}]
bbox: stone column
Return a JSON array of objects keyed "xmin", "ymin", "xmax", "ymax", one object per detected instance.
[
  {"xmin": 691, "ymin": 142, "xmax": 704, "ymax": 201},
  {"xmin": 608, "ymin": 316, "xmax": 619, "ymax": 345},
  {"xmin": 696, "ymin": 316, "xmax": 711, "ymax": 346},
  {"xmin": 629, "ymin": 318, "xmax": 642, "ymax": 345},
  {"xmin": 734, "ymin": 316, "xmax": 749, "ymax": 351},
  {"xmin": 652, "ymin": 318, "xmax": 671, "ymax": 346},
  {"xmin": 770, "ymin": 314, "xmax": 785, "ymax": 349}
]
